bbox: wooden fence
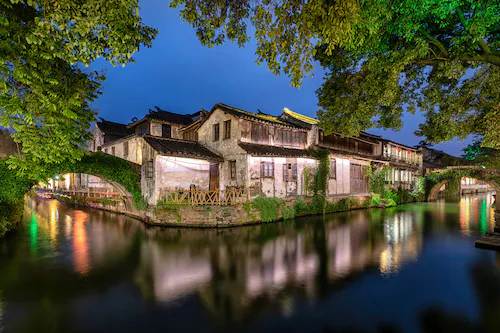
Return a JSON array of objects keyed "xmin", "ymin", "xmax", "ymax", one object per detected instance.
[
  {"xmin": 159, "ymin": 188, "xmax": 249, "ymax": 206},
  {"xmin": 59, "ymin": 188, "xmax": 125, "ymax": 199}
]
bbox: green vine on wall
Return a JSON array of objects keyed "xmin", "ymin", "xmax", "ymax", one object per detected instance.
[
  {"xmin": 310, "ymin": 149, "xmax": 330, "ymax": 215},
  {"xmin": 423, "ymin": 168, "xmax": 500, "ymax": 200}
]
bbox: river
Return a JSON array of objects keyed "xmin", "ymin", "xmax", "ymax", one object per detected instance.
[{"xmin": 0, "ymin": 193, "xmax": 499, "ymax": 333}]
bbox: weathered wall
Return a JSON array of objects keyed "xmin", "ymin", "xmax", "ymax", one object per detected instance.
[
  {"xmin": 247, "ymin": 156, "xmax": 318, "ymax": 198},
  {"xmin": 198, "ymin": 108, "xmax": 247, "ymax": 189},
  {"xmin": 327, "ymin": 155, "xmax": 370, "ymax": 195},
  {"xmin": 101, "ymin": 136, "xmax": 143, "ymax": 165},
  {"xmin": 150, "ymin": 121, "xmax": 183, "ymax": 139},
  {"xmin": 149, "ymin": 204, "xmax": 263, "ymax": 227},
  {"xmin": 89, "ymin": 126, "xmax": 104, "ymax": 152},
  {"xmin": 149, "ymin": 194, "xmax": 372, "ymax": 227},
  {"xmin": 0, "ymin": 130, "xmax": 17, "ymax": 158}
]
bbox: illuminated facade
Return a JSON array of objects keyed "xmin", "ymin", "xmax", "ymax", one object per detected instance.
[{"xmin": 85, "ymin": 103, "xmax": 425, "ymax": 205}]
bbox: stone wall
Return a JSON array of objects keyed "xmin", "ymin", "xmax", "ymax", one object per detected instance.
[{"xmin": 148, "ymin": 194, "xmax": 371, "ymax": 228}]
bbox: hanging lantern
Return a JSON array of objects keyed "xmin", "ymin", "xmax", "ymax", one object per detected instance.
[{"xmin": 398, "ymin": 147, "xmax": 401, "ymax": 152}]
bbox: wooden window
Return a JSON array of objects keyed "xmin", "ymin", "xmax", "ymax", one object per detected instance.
[
  {"xmin": 330, "ymin": 159, "xmax": 337, "ymax": 179},
  {"xmin": 261, "ymin": 162, "xmax": 274, "ymax": 178},
  {"xmin": 283, "ymin": 163, "xmax": 297, "ymax": 182},
  {"xmin": 104, "ymin": 148, "xmax": 108, "ymax": 154},
  {"xmin": 111, "ymin": 146, "xmax": 115, "ymax": 156},
  {"xmin": 228, "ymin": 160, "xmax": 236, "ymax": 180},
  {"xmin": 146, "ymin": 160, "xmax": 154, "ymax": 179},
  {"xmin": 123, "ymin": 141, "xmax": 129, "ymax": 158},
  {"xmin": 213, "ymin": 123, "xmax": 220, "ymax": 141},
  {"xmin": 224, "ymin": 120, "xmax": 231, "ymax": 140},
  {"xmin": 162, "ymin": 124, "xmax": 171, "ymax": 138}
]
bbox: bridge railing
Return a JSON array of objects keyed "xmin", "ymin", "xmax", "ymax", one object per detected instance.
[{"xmin": 158, "ymin": 188, "xmax": 249, "ymax": 206}]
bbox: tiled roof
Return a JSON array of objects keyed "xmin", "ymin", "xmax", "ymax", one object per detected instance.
[
  {"xmin": 238, "ymin": 142, "xmax": 314, "ymax": 158},
  {"xmin": 282, "ymin": 108, "xmax": 319, "ymax": 125},
  {"xmin": 144, "ymin": 136, "xmax": 223, "ymax": 162},
  {"xmin": 96, "ymin": 119, "xmax": 132, "ymax": 137},
  {"xmin": 127, "ymin": 107, "xmax": 198, "ymax": 128},
  {"xmin": 147, "ymin": 107, "xmax": 194, "ymax": 125},
  {"xmin": 213, "ymin": 103, "xmax": 302, "ymax": 128}
]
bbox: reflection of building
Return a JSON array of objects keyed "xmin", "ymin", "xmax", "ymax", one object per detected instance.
[
  {"xmin": 134, "ymin": 208, "xmax": 423, "ymax": 325},
  {"xmin": 461, "ymin": 177, "xmax": 494, "ymax": 194},
  {"xmin": 379, "ymin": 211, "xmax": 422, "ymax": 275}
]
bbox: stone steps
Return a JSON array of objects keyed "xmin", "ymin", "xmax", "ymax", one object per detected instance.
[{"xmin": 475, "ymin": 232, "xmax": 500, "ymax": 251}]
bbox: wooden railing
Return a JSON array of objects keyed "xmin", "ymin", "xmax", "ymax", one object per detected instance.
[
  {"xmin": 159, "ymin": 188, "xmax": 249, "ymax": 206},
  {"xmin": 58, "ymin": 188, "xmax": 125, "ymax": 199}
]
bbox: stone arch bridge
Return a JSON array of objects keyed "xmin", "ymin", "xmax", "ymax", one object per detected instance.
[
  {"xmin": 38, "ymin": 152, "xmax": 145, "ymax": 217},
  {"xmin": 425, "ymin": 166, "xmax": 500, "ymax": 232}
]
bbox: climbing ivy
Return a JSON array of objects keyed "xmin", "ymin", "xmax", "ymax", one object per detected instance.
[
  {"xmin": 0, "ymin": 152, "xmax": 148, "ymax": 212},
  {"xmin": 422, "ymin": 168, "xmax": 500, "ymax": 198},
  {"xmin": 66, "ymin": 152, "xmax": 147, "ymax": 210},
  {"xmin": 367, "ymin": 165, "xmax": 388, "ymax": 196},
  {"xmin": 310, "ymin": 149, "xmax": 330, "ymax": 215},
  {"xmin": 0, "ymin": 159, "xmax": 34, "ymax": 237}
]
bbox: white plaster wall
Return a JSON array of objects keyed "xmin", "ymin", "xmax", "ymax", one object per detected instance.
[
  {"xmin": 90, "ymin": 126, "xmax": 104, "ymax": 152},
  {"xmin": 154, "ymin": 156, "xmax": 211, "ymax": 203},
  {"xmin": 247, "ymin": 156, "xmax": 317, "ymax": 198}
]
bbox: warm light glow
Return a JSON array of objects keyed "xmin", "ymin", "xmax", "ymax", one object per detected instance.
[
  {"xmin": 73, "ymin": 210, "xmax": 90, "ymax": 275},
  {"xmin": 49, "ymin": 200, "xmax": 59, "ymax": 244}
]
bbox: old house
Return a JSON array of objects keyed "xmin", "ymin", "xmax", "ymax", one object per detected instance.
[
  {"xmin": 79, "ymin": 102, "xmax": 425, "ymax": 207},
  {"xmin": 282, "ymin": 108, "xmax": 376, "ymax": 196},
  {"xmin": 380, "ymin": 140, "xmax": 423, "ymax": 190},
  {"xmin": 197, "ymin": 103, "xmax": 318, "ymax": 198}
]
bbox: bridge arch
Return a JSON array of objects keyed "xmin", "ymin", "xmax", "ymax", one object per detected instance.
[
  {"xmin": 425, "ymin": 167, "xmax": 499, "ymax": 218},
  {"xmin": 52, "ymin": 152, "xmax": 147, "ymax": 214}
]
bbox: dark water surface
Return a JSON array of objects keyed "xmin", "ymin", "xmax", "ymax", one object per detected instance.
[{"xmin": 0, "ymin": 194, "xmax": 499, "ymax": 333}]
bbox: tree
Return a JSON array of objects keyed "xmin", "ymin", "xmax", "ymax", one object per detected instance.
[
  {"xmin": 462, "ymin": 139, "xmax": 500, "ymax": 168},
  {"xmin": 171, "ymin": 0, "xmax": 500, "ymax": 148},
  {"xmin": 1, "ymin": 0, "xmax": 156, "ymax": 180}
]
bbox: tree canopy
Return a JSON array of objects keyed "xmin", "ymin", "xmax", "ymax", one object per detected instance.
[
  {"xmin": 0, "ymin": 0, "xmax": 156, "ymax": 180},
  {"xmin": 171, "ymin": 0, "xmax": 500, "ymax": 148},
  {"xmin": 462, "ymin": 139, "xmax": 500, "ymax": 168}
]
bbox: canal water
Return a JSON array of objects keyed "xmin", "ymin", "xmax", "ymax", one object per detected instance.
[{"xmin": 0, "ymin": 194, "xmax": 499, "ymax": 333}]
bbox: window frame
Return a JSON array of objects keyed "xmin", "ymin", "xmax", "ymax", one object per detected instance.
[
  {"xmin": 213, "ymin": 123, "xmax": 220, "ymax": 141},
  {"xmin": 111, "ymin": 146, "xmax": 115, "ymax": 156},
  {"xmin": 283, "ymin": 163, "xmax": 297, "ymax": 182},
  {"xmin": 123, "ymin": 141, "xmax": 129, "ymax": 158},
  {"xmin": 330, "ymin": 159, "xmax": 337, "ymax": 179},
  {"xmin": 261, "ymin": 161, "xmax": 274, "ymax": 178},
  {"xmin": 228, "ymin": 160, "xmax": 236, "ymax": 180},
  {"xmin": 223, "ymin": 120, "xmax": 231, "ymax": 140}
]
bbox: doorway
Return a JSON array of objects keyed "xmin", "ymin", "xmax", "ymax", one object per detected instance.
[{"xmin": 209, "ymin": 164, "xmax": 220, "ymax": 190}]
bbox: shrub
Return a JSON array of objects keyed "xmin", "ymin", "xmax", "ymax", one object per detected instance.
[
  {"xmin": 281, "ymin": 205, "xmax": 296, "ymax": 220},
  {"xmin": 251, "ymin": 196, "xmax": 285, "ymax": 222},
  {"xmin": 294, "ymin": 196, "xmax": 308, "ymax": 216},
  {"xmin": 371, "ymin": 194, "xmax": 381, "ymax": 206}
]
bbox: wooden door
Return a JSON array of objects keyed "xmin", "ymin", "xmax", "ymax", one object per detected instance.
[{"xmin": 209, "ymin": 164, "xmax": 219, "ymax": 190}]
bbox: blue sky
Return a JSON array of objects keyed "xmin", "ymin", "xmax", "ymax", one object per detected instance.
[{"xmin": 91, "ymin": 0, "xmax": 472, "ymax": 157}]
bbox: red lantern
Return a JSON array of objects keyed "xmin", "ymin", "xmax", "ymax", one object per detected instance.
[
  {"xmin": 398, "ymin": 148, "xmax": 401, "ymax": 152},
  {"xmin": 408, "ymin": 150, "xmax": 411, "ymax": 154}
]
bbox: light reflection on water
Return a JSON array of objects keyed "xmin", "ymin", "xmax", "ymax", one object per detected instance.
[{"xmin": 0, "ymin": 193, "xmax": 498, "ymax": 333}]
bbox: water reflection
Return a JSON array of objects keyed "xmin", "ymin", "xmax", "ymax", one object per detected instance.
[{"xmin": 0, "ymin": 194, "xmax": 497, "ymax": 332}]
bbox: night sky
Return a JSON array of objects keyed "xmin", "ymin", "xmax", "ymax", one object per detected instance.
[{"xmin": 91, "ymin": 0, "xmax": 472, "ymax": 157}]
